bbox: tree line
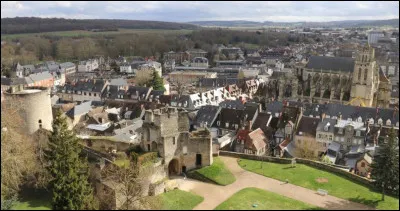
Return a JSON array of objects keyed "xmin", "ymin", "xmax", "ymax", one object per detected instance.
[
  {"xmin": 1, "ymin": 17, "xmax": 200, "ymax": 34},
  {"xmin": 1, "ymin": 28, "xmax": 321, "ymax": 69}
]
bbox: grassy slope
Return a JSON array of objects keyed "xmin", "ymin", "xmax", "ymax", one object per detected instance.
[
  {"xmin": 158, "ymin": 189, "xmax": 204, "ymax": 210},
  {"xmin": 215, "ymin": 187, "xmax": 322, "ymax": 210},
  {"xmin": 1, "ymin": 28, "xmax": 193, "ymax": 39},
  {"xmin": 238, "ymin": 159, "xmax": 399, "ymax": 210},
  {"xmin": 192, "ymin": 157, "xmax": 236, "ymax": 186},
  {"xmin": 12, "ymin": 188, "xmax": 52, "ymax": 210}
]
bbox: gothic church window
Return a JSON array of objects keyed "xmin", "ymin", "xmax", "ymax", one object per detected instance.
[
  {"xmin": 358, "ymin": 68, "xmax": 362, "ymax": 81},
  {"xmin": 364, "ymin": 69, "xmax": 368, "ymax": 81}
]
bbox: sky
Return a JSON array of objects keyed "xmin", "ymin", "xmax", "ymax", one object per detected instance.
[{"xmin": 1, "ymin": 1, "xmax": 399, "ymax": 22}]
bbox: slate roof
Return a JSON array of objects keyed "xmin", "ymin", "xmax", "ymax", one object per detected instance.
[
  {"xmin": 60, "ymin": 62, "xmax": 76, "ymax": 69},
  {"xmin": 306, "ymin": 56, "xmax": 355, "ymax": 72},
  {"xmin": 316, "ymin": 118, "xmax": 337, "ymax": 134},
  {"xmin": 251, "ymin": 112, "xmax": 272, "ymax": 136},
  {"xmin": 302, "ymin": 103, "xmax": 399, "ymax": 125},
  {"xmin": 213, "ymin": 108, "xmax": 245, "ymax": 130},
  {"xmin": 66, "ymin": 101, "xmax": 93, "ymax": 117},
  {"xmin": 219, "ymin": 100, "xmax": 245, "ymax": 109},
  {"xmin": 28, "ymin": 71, "xmax": 53, "ymax": 82},
  {"xmin": 109, "ymin": 78, "xmax": 128, "ymax": 86},
  {"xmin": 148, "ymin": 90, "xmax": 164, "ymax": 102},
  {"xmin": 297, "ymin": 116, "xmax": 320, "ymax": 136},
  {"xmin": 66, "ymin": 79, "xmax": 106, "ymax": 93},
  {"xmin": 194, "ymin": 105, "xmax": 221, "ymax": 127}
]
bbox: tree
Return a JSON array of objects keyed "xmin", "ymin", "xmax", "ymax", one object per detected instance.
[
  {"xmin": 370, "ymin": 128, "xmax": 399, "ymax": 201},
  {"xmin": 1, "ymin": 100, "xmax": 36, "ymax": 206},
  {"xmin": 293, "ymin": 138, "xmax": 321, "ymax": 160},
  {"xmin": 237, "ymin": 69, "xmax": 245, "ymax": 79},
  {"xmin": 135, "ymin": 67, "xmax": 154, "ymax": 87},
  {"xmin": 150, "ymin": 69, "xmax": 165, "ymax": 91},
  {"xmin": 44, "ymin": 110, "xmax": 97, "ymax": 210},
  {"xmin": 98, "ymin": 163, "xmax": 161, "ymax": 210}
]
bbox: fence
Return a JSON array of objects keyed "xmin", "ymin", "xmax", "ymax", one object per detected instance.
[{"xmin": 219, "ymin": 150, "xmax": 374, "ymax": 188}]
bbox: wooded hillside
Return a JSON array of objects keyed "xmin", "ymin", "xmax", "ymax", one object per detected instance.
[{"xmin": 1, "ymin": 17, "xmax": 200, "ymax": 34}]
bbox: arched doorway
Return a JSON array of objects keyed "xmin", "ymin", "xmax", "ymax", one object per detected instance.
[
  {"xmin": 168, "ymin": 159, "xmax": 180, "ymax": 176},
  {"xmin": 151, "ymin": 141, "xmax": 157, "ymax": 151}
]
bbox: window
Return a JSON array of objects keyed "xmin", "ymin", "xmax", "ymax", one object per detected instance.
[
  {"xmin": 225, "ymin": 122, "xmax": 229, "ymax": 128},
  {"xmin": 217, "ymin": 121, "xmax": 220, "ymax": 126},
  {"xmin": 358, "ymin": 68, "xmax": 362, "ymax": 81},
  {"xmin": 38, "ymin": 119, "xmax": 42, "ymax": 129},
  {"xmin": 323, "ymin": 143, "xmax": 327, "ymax": 147},
  {"xmin": 329, "ymin": 135, "xmax": 332, "ymax": 141},
  {"xmin": 386, "ymin": 119, "xmax": 391, "ymax": 126},
  {"xmin": 378, "ymin": 118, "xmax": 383, "ymax": 125},
  {"xmin": 361, "ymin": 162, "xmax": 365, "ymax": 168},
  {"xmin": 356, "ymin": 130, "xmax": 361, "ymax": 136},
  {"xmin": 338, "ymin": 128, "xmax": 343, "ymax": 134},
  {"xmin": 94, "ymin": 93, "xmax": 97, "ymax": 97},
  {"xmin": 89, "ymin": 92, "xmax": 91, "ymax": 96},
  {"xmin": 172, "ymin": 137, "xmax": 176, "ymax": 145},
  {"xmin": 364, "ymin": 69, "xmax": 368, "ymax": 81},
  {"xmin": 84, "ymin": 92, "xmax": 87, "ymax": 96}
]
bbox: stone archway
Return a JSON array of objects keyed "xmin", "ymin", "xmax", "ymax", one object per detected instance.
[{"xmin": 168, "ymin": 159, "xmax": 180, "ymax": 176}]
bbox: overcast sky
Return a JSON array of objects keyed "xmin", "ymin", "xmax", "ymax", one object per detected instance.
[{"xmin": 1, "ymin": 1, "xmax": 399, "ymax": 22}]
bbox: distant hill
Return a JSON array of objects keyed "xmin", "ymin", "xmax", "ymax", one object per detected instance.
[
  {"xmin": 188, "ymin": 20, "xmax": 262, "ymax": 27},
  {"xmin": 189, "ymin": 19, "xmax": 399, "ymax": 28},
  {"xmin": 1, "ymin": 17, "xmax": 200, "ymax": 34}
]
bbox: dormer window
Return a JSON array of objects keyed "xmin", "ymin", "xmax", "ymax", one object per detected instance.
[
  {"xmin": 369, "ymin": 118, "xmax": 374, "ymax": 124},
  {"xmin": 378, "ymin": 118, "xmax": 383, "ymax": 125},
  {"xmin": 357, "ymin": 117, "xmax": 362, "ymax": 123},
  {"xmin": 386, "ymin": 119, "xmax": 391, "ymax": 126},
  {"xmin": 225, "ymin": 122, "xmax": 229, "ymax": 128},
  {"xmin": 217, "ymin": 121, "xmax": 221, "ymax": 126}
]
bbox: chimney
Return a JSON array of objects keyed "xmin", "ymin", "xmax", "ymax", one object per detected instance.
[
  {"xmin": 321, "ymin": 113, "xmax": 326, "ymax": 121},
  {"xmin": 245, "ymin": 120, "xmax": 252, "ymax": 130}
]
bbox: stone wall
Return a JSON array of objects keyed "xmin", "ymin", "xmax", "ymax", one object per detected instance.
[{"xmin": 219, "ymin": 151, "xmax": 374, "ymax": 188}]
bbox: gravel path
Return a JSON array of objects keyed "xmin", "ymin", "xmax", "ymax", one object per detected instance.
[{"xmin": 176, "ymin": 156, "xmax": 375, "ymax": 210}]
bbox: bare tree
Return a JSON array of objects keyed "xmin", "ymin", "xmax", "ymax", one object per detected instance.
[
  {"xmin": 135, "ymin": 67, "xmax": 155, "ymax": 87},
  {"xmin": 97, "ymin": 163, "xmax": 161, "ymax": 210},
  {"xmin": 293, "ymin": 138, "xmax": 321, "ymax": 160},
  {"xmin": 1, "ymin": 99, "xmax": 36, "ymax": 201}
]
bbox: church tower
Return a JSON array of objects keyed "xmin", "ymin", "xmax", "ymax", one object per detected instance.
[{"xmin": 350, "ymin": 44, "xmax": 379, "ymax": 107}]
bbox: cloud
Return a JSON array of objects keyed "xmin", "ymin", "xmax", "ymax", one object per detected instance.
[{"xmin": 1, "ymin": 1, "xmax": 399, "ymax": 22}]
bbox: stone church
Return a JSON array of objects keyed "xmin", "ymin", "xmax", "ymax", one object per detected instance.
[{"xmin": 262, "ymin": 44, "xmax": 391, "ymax": 108}]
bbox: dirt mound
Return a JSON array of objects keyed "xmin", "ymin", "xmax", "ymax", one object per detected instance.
[{"xmin": 316, "ymin": 178, "xmax": 329, "ymax": 183}]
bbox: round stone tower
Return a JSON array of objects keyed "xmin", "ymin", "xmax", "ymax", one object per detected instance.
[{"xmin": 4, "ymin": 86, "xmax": 53, "ymax": 134}]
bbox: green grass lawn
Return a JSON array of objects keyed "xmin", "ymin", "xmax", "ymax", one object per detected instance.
[
  {"xmin": 157, "ymin": 189, "xmax": 204, "ymax": 210},
  {"xmin": 12, "ymin": 188, "xmax": 52, "ymax": 210},
  {"xmin": 238, "ymin": 159, "xmax": 399, "ymax": 210},
  {"xmin": 114, "ymin": 158, "xmax": 130, "ymax": 168},
  {"xmin": 215, "ymin": 187, "xmax": 322, "ymax": 210},
  {"xmin": 190, "ymin": 157, "xmax": 236, "ymax": 186}
]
